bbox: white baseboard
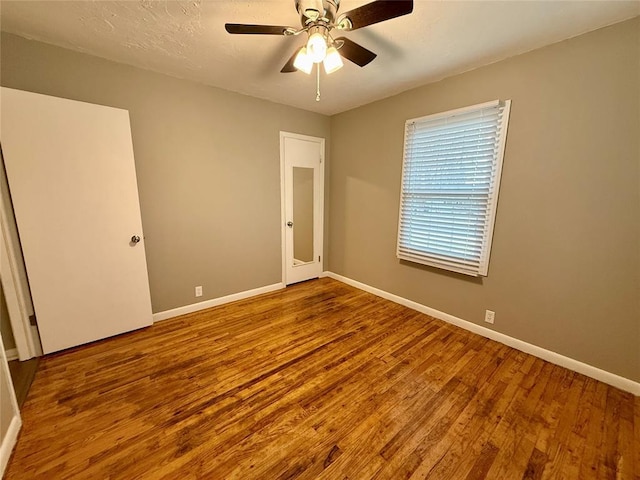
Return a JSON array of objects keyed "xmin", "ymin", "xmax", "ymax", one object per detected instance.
[
  {"xmin": 4, "ymin": 349, "xmax": 18, "ymax": 361},
  {"xmin": 0, "ymin": 414, "xmax": 21, "ymax": 477},
  {"xmin": 325, "ymin": 271, "xmax": 640, "ymax": 396},
  {"xmin": 152, "ymin": 282, "xmax": 286, "ymax": 323}
]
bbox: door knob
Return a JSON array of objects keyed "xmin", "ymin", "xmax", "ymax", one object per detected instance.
[
  {"xmin": 286, "ymin": 221, "xmax": 293, "ymax": 228},
  {"xmin": 131, "ymin": 235, "xmax": 141, "ymax": 244}
]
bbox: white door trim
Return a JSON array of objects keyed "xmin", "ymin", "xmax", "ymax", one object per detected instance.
[
  {"xmin": 0, "ymin": 328, "xmax": 22, "ymax": 476},
  {"xmin": 279, "ymin": 131, "xmax": 325, "ymax": 285},
  {"xmin": 0, "ymin": 200, "xmax": 39, "ymax": 360}
]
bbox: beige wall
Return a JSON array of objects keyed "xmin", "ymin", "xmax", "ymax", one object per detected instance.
[
  {"xmin": 329, "ymin": 18, "xmax": 640, "ymax": 382},
  {"xmin": 0, "ymin": 32, "xmax": 331, "ymax": 313}
]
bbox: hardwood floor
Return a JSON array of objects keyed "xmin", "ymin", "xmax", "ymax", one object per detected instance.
[{"xmin": 5, "ymin": 278, "xmax": 638, "ymax": 479}]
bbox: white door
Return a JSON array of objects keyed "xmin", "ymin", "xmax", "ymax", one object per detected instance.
[
  {"xmin": 280, "ymin": 132, "xmax": 324, "ymax": 285},
  {"xmin": 0, "ymin": 88, "xmax": 153, "ymax": 354}
]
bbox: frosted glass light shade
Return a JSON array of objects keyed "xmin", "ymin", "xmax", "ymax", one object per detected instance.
[
  {"xmin": 323, "ymin": 47, "xmax": 343, "ymax": 74},
  {"xmin": 307, "ymin": 32, "xmax": 327, "ymax": 63},
  {"xmin": 293, "ymin": 47, "xmax": 313, "ymax": 74}
]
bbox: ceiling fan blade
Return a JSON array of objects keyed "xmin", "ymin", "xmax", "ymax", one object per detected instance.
[
  {"xmin": 335, "ymin": 37, "xmax": 377, "ymax": 67},
  {"xmin": 225, "ymin": 23, "xmax": 291, "ymax": 35},
  {"xmin": 281, "ymin": 47, "xmax": 304, "ymax": 73},
  {"xmin": 338, "ymin": 0, "xmax": 413, "ymax": 31}
]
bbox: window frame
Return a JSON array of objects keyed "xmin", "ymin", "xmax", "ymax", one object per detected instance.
[{"xmin": 396, "ymin": 99, "xmax": 511, "ymax": 277}]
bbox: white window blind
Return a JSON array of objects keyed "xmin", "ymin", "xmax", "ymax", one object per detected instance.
[{"xmin": 397, "ymin": 100, "xmax": 511, "ymax": 276}]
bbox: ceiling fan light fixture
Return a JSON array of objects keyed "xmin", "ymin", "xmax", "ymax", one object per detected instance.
[
  {"xmin": 226, "ymin": 0, "xmax": 415, "ymax": 81},
  {"xmin": 306, "ymin": 28, "xmax": 328, "ymax": 63},
  {"xmin": 323, "ymin": 46, "xmax": 343, "ymax": 74},
  {"xmin": 293, "ymin": 47, "xmax": 314, "ymax": 74}
]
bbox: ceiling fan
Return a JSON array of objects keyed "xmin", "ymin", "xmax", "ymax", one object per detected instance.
[{"xmin": 225, "ymin": 0, "xmax": 414, "ymax": 75}]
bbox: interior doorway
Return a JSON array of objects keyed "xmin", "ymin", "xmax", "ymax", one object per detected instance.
[{"xmin": 0, "ymin": 281, "xmax": 38, "ymax": 407}]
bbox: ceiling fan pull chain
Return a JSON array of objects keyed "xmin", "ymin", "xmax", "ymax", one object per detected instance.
[{"xmin": 316, "ymin": 64, "xmax": 321, "ymax": 102}]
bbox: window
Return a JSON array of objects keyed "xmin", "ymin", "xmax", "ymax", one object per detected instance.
[{"xmin": 397, "ymin": 100, "xmax": 511, "ymax": 276}]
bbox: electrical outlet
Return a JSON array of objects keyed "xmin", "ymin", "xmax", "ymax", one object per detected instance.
[
  {"xmin": 195, "ymin": 286, "xmax": 203, "ymax": 297},
  {"xmin": 485, "ymin": 310, "xmax": 495, "ymax": 324}
]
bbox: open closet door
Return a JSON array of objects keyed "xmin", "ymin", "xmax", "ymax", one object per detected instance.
[{"xmin": 0, "ymin": 88, "xmax": 153, "ymax": 354}]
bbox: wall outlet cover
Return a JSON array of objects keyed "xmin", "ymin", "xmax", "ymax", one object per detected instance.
[{"xmin": 485, "ymin": 310, "xmax": 495, "ymax": 324}]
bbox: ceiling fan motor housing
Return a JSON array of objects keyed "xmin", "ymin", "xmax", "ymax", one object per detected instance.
[{"xmin": 295, "ymin": 0, "xmax": 339, "ymax": 25}]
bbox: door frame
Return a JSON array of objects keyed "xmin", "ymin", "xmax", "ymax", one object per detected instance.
[
  {"xmin": 279, "ymin": 131, "xmax": 325, "ymax": 285},
  {"xmin": 0, "ymin": 193, "xmax": 40, "ymax": 360},
  {"xmin": 0, "ymin": 328, "xmax": 22, "ymax": 476}
]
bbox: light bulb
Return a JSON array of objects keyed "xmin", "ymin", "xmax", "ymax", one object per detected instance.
[
  {"xmin": 293, "ymin": 47, "xmax": 313, "ymax": 74},
  {"xmin": 323, "ymin": 47, "xmax": 343, "ymax": 74},
  {"xmin": 307, "ymin": 32, "xmax": 327, "ymax": 63}
]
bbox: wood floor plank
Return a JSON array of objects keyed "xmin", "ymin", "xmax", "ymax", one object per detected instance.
[
  {"xmin": 471, "ymin": 357, "xmax": 548, "ymax": 479},
  {"xmin": 5, "ymin": 278, "xmax": 638, "ymax": 479},
  {"xmin": 409, "ymin": 361, "xmax": 511, "ymax": 478},
  {"xmin": 578, "ymin": 380, "xmax": 609, "ymax": 479}
]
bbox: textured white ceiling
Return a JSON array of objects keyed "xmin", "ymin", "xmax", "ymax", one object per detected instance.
[{"xmin": 1, "ymin": 1, "xmax": 638, "ymax": 115}]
